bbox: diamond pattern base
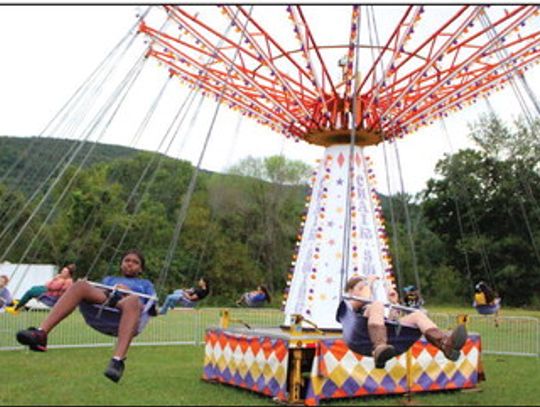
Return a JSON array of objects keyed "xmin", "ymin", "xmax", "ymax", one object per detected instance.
[
  {"xmin": 202, "ymin": 329, "xmax": 289, "ymax": 402},
  {"xmin": 305, "ymin": 334, "xmax": 481, "ymax": 405},
  {"xmin": 202, "ymin": 329, "xmax": 482, "ymax": 406}
]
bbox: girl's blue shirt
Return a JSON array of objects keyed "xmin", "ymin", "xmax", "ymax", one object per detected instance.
[{"xmin": 102, "ymin": 275, "xmax": 156, "ymax": 303}]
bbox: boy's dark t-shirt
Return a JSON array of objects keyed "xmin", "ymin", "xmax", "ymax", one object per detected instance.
[{"xmin": 193, "ymin": 287, "xmax": 209, "ymax": 300}]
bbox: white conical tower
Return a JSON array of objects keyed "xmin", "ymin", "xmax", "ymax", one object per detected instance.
[{"xmin": 283, "ymin": 143, "xmax": 394, "ymax": 330}]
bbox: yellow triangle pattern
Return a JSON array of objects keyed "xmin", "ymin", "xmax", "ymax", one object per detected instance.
[
  {"xmin": 262, "ymin": 362, "xmax": 276, "ymax": 380},
  {"xmin": 327, "ymin": 364, "xmax": 350, "ymax": 387},
  {"xmin": 442, "ymin": 359, "xmax": 458, "ymax": 377},
  {"xmin": 425, "ymin": 360, "xmax": 443, "ymax": 380},
  {"xmin": 388, "ymin": 362, "xmax": 407, "ymax": 382},
  {"xmin": 458, "ymin": 358, "xmax": 476, "ymax": 378},
  {"xmin": 350, "ymin": 363, "xmax": 369, "ymax": 381},
  {"xmin": 237, "ymin": 360, "xmax": 249, "ymax": 378},
  {"xmin": 204, "ymin": 331, "xmax": 483, "ymax": 403},
  {"xmin": 274, "ymin": 365, "xmax": 287, "ymax": 385}
]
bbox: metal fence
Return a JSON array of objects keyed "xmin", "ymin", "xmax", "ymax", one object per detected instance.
[
  {"xmin": 460, "ymin": 314, "xmax": 540, "ymax": 357},
  {"xmin": 1, "ymin": 307, "xmax": 538, "ymax": 357}
]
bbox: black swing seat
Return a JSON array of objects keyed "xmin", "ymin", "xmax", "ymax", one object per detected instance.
[
  {"xmin": 336, "ymin": 300, "xmax": 422, "ymax": 357},
  {"xmin": 78, "ymin": 283, "xmax": 157, "ymax": 337}
]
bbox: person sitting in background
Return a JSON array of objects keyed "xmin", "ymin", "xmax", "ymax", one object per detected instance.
[
  {"xmin": 0, "ymin": 275, "xmax": 13, "ymax": 312},
  {"xmin": 402, "ymin": 285, "xmax": 425, "ymax": 309},
  {"xmin": 6, "ymin": 263, "xmax": 76, "ymax": 315},
  {"xmin": 236, "ymin": 285, "xmax": 271, "ymax": 307},
  {"xmin": 473, "ymin": 281, "xmax": 499, "ymax": 306},
  {"xmin": 473, "ymin": 280, "xmax": 501, "ymax": 326},
  {"xmin": 159, "ymin": 277, "xmax": 210, "ymax": 315}
]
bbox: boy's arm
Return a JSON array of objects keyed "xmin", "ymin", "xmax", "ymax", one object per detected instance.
[{"xmin": 183, "ymin": 291, "xmax": 198, "ymax": 301}]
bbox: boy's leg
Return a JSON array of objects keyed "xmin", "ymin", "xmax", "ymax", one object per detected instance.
[
  {"xmin": 166, "ymin": 294, "xmax": 179, "ymax": 310},
  {"xmin": 236, "ymin": 293, "xmax": 246, "ymax": 305},
  {"xmin": 399, "ymin": 310, "xmax": 436, "ymax": 332},
  {"xmin": 237, "ymin": 293, "xmax": 248, "ymax": 306},
  {"xmin": 364, "ymin": 301, "xmax": 385, "ymax": 324},
  {"xmin": 400, "ymin": 310, "xmax": 467, "ymax": 361},
  {"xmin": 40, "ymin": 281, "xmax": 108, "ymax": 333},
  {"xmin": 159, "ymin": 293, "xmax": 180, "ymax": 314}
]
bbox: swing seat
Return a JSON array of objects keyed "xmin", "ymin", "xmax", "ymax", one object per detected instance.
[
  {"xmin": 79, "ymin": 298, "xmax": 155, "ymax": 337},
  {"xmin": 473, "ymin": 299, "xmax": 501, "ymax": 315},
  {"xmin": 175, "ymin": 296, "xmax": 197, "ymax": 308},
  {"xmin": 37, "ymin": 294, "xmax": 60, "ymax": 308},
  {"xmin": 336, "ymin": 300, "xmax": 422, "ymax": 357},
  {"xmin": 245, "ymin": 294, "xmax": 266, "ymax": 308},
  {"xmin": 245, "ymin": 299, "xmax": 265, "ymax": 308}
]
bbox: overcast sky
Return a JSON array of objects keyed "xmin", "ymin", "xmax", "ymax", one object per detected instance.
[{"xmin": 1, "ymin": 4, "xmax": 538, "ymax": 195}]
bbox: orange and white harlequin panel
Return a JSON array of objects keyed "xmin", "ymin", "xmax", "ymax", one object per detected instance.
[{"xmin": 203, "ymin": 329, "xmax": 289, "ymax": 402}]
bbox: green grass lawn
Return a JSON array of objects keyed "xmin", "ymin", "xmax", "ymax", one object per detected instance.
[
  {"xmin": 2, "ymin": 345, "xmax": 539, "ymax": 406},
  {"xmin": 1, "ymin": 304, "xmax": 539, "ymax": 405}
]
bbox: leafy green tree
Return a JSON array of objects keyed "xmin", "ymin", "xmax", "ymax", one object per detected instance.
[
  {"xmin": 468, "ymin": 113, "xmax": 540, "ymax": 168},
  {"xmin": 0, "ymin": 183, "xmax": 43, "ymax": 263},
  {"xmin": 207, "ymin": 155, "xmax": 311, "ymax": 297},
  {"xmin": 421, "ymin": 115, "xmax": 540, "ymax": 306},
  {"xmin": 40, "ymin": 164, "xmax": 126, "ymax": 276}
]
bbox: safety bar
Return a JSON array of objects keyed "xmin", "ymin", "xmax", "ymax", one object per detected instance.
[
  {"xmin": 342, "ymin": 294, "xmax": 426, "ymax": 314},
  {"xmin": 88, "ymin": 281, "xmax": 158, "ymax": 302}
]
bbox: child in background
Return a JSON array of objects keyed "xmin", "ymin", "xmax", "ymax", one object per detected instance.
[
  {"xmin": 236, "ymin": 285, "xmax": 271, "ymax": 307},
  {"xmin": 0, "ymin": 275, "xmax": 13, "ymax": 312},
  {"xmin": 159, "ymin": 277, "xmax": 210, "ymax": 314},
  {"xmin": 6, "ymin": 263, "xmax": 76, "ymax": 314}
]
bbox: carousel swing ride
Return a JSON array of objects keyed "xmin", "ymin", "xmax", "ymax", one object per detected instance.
[
  {"xmin": 4, "ymin": 4, "xmax": 539, "ymax": 405},
  {"xmin": 137, "ymin": 4, "xmax": 540, "ymax": 405}
]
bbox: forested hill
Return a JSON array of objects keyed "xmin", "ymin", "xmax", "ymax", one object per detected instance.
[
  {"xmin": 0, "ymin": 136, "xmax": 142, "ymax": 195},
  {"xmin": 0, "ymin": 134, "xmax": 310, "ymax": 303},
  {"xmin": 1, "ymin": 112, "xmax": 539, "ymax": 308}
]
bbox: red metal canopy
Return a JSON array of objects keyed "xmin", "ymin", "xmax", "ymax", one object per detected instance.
[{"xmin": 140, "ymin": 5, "xmax": 540, "ymax": 145}]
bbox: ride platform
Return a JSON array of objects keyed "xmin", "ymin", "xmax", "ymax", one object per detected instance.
[{"xmin": 202, "ymin": 316, "xmax": 484, "ymax": 406}]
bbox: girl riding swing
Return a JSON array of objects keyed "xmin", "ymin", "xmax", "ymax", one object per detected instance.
[
  {"xmin": 339, "ymin": 274, "xmax": 468, "ymax": 369},
  {"xmin": 16, "ymin": 249, "xmax": 157, "ymax": 383}
]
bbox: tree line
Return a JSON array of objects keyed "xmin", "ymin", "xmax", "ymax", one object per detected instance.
[{"xmin": 0, "ymin": 113, "xmax": 538, "ymax": 308}]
